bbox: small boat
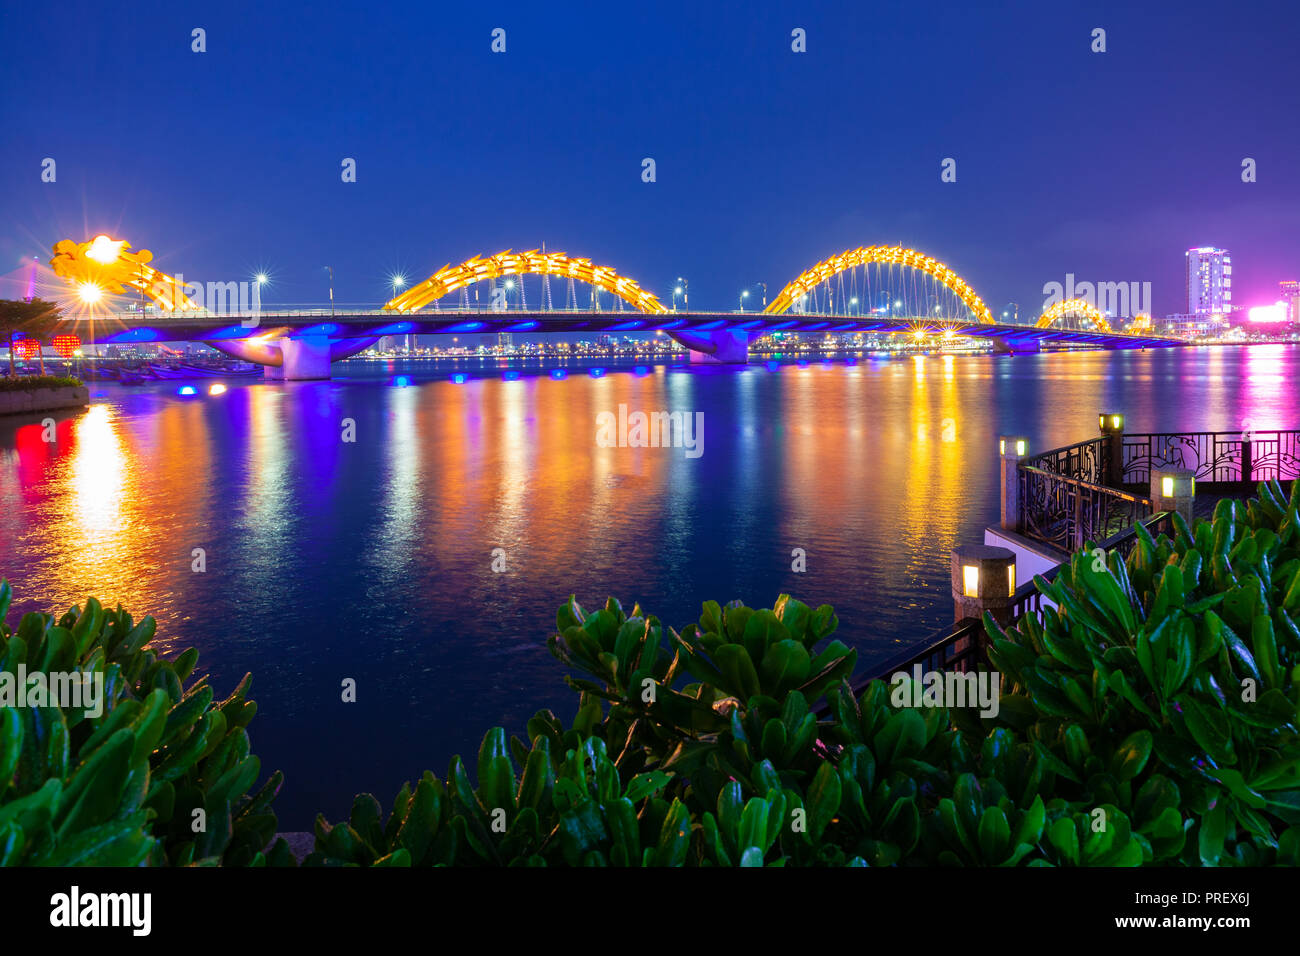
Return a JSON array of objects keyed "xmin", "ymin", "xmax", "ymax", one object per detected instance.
[{"xmin": 148, "ymin": 361, "xmax": 263, "ymax": 379}]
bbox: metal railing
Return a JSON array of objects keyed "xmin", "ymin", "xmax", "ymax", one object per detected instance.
[
  {"xmin": 822, "ymin": 510, "xmax": 1175, "ymax": 716},
  {"xmin": 1122, "ymin": 430, "xmax": 1300, "ymax": 484},
  {"xmin": 1017, "ymin": 465, "xmax": 1154, "ymax": 553},
  {"xmin": 80, "ymin": 307, "xmax": 648, "ymax": 323},
  {"xmin": 1022, "ymin": 436, "xmax": 1110, "ymax": 484},
  {"xmin": 1006, "ymin": 510, "xmax": 1173, "ymax": 622}
]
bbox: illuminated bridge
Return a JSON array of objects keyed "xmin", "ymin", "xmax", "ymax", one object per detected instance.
[{"xmin": 42, "ymin": 237, "xmax": 1180, "ymax": 379}]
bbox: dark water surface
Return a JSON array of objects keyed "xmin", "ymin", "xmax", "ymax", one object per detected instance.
[{"xmin": 2, "ymin": 345, "xmax": 1297, "ymax": 826}]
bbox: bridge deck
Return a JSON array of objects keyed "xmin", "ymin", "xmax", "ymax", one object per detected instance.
[{"xmin": 63, "ymin": 310, "xmax": 1179, "ymax": 349}]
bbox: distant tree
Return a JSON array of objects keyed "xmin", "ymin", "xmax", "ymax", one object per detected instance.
[{"xmin": 0, "ymin": 298, "xmax": 64, "ymax": 375}]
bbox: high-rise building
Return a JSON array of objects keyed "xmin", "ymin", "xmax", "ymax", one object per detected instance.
[
  {"xmin": 1185, "ymin": 247, "xmax": 1232, "ymax": 315},
  {"xmin": 1281, "ymin": 280, "xmax": 1300, "ymax": 323}
]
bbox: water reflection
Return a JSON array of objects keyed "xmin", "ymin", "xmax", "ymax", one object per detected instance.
[{"xmin": 1, "ymin": 345, "xmax": 1297, "ymax": 826}]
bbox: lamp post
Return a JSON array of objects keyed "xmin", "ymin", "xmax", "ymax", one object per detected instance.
[
  {"xmin": 739, "ymin": 289, "xmax": 749, "ymax": 312},
  {"xmin": 678, "ymin": 277, "xmax": 688, "ymax": 311},
  {"xmin": 672, "ymin": 285, "xmax": 682, "ymax": 312},
  {"xmin": 998, "ymin": 436, "xmax": 1030, "ymax": 531},
  {"xmin": 1151, "ymin": 468, "xmax": 1195, "ymax": 525},
  {"xmin": 759, "ymin": 282, "xmax": 767, "ymax": 309},
  {"xmin": 325, "ymin": 266, "xmax": 335, "ymax": 317},
  {"xmin": 951, "ymin": 545, "xmax": 1018, "ymax": 626},
  {"xmin": 392, "ymin": 275, "xmax": 409, "ymax": 352}
]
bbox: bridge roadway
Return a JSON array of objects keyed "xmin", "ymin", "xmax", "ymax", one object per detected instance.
[{"xmin": 77, "ymin": 308, "xmax": 1180, "ymax": 351}]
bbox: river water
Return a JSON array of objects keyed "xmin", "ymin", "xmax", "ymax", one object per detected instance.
[{"xmin": 1, "ymin": 345, "xmax": 1296, "ymax": 826}]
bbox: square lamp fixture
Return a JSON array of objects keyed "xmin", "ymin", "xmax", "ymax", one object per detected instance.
[
  {"xmin": 1100, "ymin": 413, "xmax": 1124, "ymax": 431},
  {"xmin": 999, "ymin": 438, "xmax": 1027, "ymax": 456},
  {"xmin": 1162, "ymin": 476, "xmax": 1174, "ymax": 497},
  {"xmin": 956, "ymin": 561, "xmax": 1013, "ymax": 598}
]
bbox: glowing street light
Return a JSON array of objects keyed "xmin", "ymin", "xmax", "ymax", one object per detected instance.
[
  {"xmin": 253, "ymin": 273, "xmax": 268, "ymax": 314},
  {"xmin": 78, "ymin": 282, "xmax": 103, "ymax": 304},
  {"xmin": 739, "ymin": 289, "xmax": 749, "ymax": 312}
]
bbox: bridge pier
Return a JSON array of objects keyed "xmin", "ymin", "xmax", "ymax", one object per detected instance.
[
  {"xmin": 669, "ymin": 329, "xmax": 751, "ymax": 365},
  {"xmin": 279, "ymin": 335, "xmax": 332, "ymax": 381},
  {"xmin": 210, "ymin": 334, "xmax": 379, "ymax": 380}
]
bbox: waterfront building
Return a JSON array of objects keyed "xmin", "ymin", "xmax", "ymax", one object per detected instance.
[
  {"xmin": 1186, "ymin": 247, "xmax": 1232, "ymax": 315},
  {"xmin": 1281, "ymin": 280, "xmax": 1300, "ymax": 323},
  {"xmin": 1162, "ymin": 312, "xmax": 1220, "ymax": 336}
]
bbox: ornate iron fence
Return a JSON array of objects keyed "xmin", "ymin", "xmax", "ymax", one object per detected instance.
[
  {"xmin": 1022, "ymin": 437, "xmax": 1110, "ymax": 484},
  {"xmin": 1122, "ymin": 430, "xmax": 1300, "ymax": 484},
  {"xmin": 1017, "ymin": 465, "xmax": 1154, "ymax": 553},
  {"xmin": 1006, "ymin": 510, "xmax": 1173, "ymax": 622},
  {"xmin": 820, "ymin": 511, "xmax": 1175, "ymax": 718}
]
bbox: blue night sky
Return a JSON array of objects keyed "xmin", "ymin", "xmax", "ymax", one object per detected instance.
[{"xmin": 2, "ymin": 0, "xmax": 1298, "ymax": 316}]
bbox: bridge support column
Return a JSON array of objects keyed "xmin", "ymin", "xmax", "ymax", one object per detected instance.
[
  {"xmin": 670, "ymin": 329, "xmax": 750, "ymax": 364},
  {"xmin": 279, "ymin": 335, "xmax": 332, "ymax": 381},
  {"xmin": 210, "ymin": 334, "xmax": 378, "ymax": 381}
]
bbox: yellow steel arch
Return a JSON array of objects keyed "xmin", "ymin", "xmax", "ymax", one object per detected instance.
[
  {"xmin": 764, "ymin": 245, "xmax": 995, "ymax": 323},
  {"xmin": 385, "ymin": 250, "xmax": 668, "ymax": 313},
  {"xmin": 50, "ymin": 235, "xmax": 199, "ymax": 311},
  {"xmin": 1036, "ymin": 298, "xmax": 1111, "ymax": 332}
]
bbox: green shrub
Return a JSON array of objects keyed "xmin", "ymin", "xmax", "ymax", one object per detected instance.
[
  {"xmin": 985, "ymin": 479, "xmax": 1300, "ymax": 865},
  {"xmin": 7, "ymin": 482, "xmax": 1300, "ymax": 866},
  {"xmin": 307, "ymin": 482, "xmax": 1300, "ymax": 867},
  {"xmin": 0, "ymin": 581, "xmax": 286, "ymax": 865},
  {"xmin": 0, "ymin": 375, "xmax": 82, "ymax": 393}
]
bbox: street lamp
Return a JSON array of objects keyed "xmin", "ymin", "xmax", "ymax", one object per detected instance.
[
  {"xmin": 739, "ymin": 289, "xmax": 749, "ymax": 312},
  {"xmin": 253, "ymin": 273, "xmax": 268, "ymax": 316},
  {"xmin": 758, "ymin": 282, "xmax": 767, "ymax": 309},
  {"xmin": 324, "ymin": 266, "xmax": 335, "ymax": 317},
  {"xmin": 850, "ymin": 296, "xmax": 858, "ymax": 316},
  {"xmin": 677, "ymin": 277, "xmax": 688, "ymax": 311},
  {"xmin": 390, "ymin": 275, "xmax": 410, "ymax": 352},
  {"xmin": 673, "ymin": 285, "xmax": 683, "ymax": 312}
]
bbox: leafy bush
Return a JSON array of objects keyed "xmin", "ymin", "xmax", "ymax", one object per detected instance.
[
  {"xmin": 6, "ymin": 482, "xmax": 1299, "ymax": 866},
  {"xmin": 0, "ymin": 581, "xmax": 287, "ymax": 865},
  {"xmin": 985, "ymin": 479, "xmax": 1300, "ymax": 866},
  {"xmin": 307, "ymin": 481, "xmax": 1300, "ymax": 867},
  {"xmin": 0, "ymin": 375, "xmax": 83, "ymax": 392}
]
